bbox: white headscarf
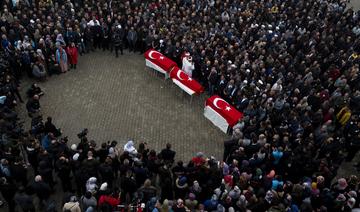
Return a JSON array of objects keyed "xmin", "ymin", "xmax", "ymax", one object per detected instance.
[
  {"xmin": 16, "ymin": 40, "xmax": 22, "ymax": 50},
  {"xmin": 124, "ymin": 140, "xmax": 137, "ymax": 156},
  {"xmin": 0, "ymin": 96, "xmax": 6, "ymax": 104},
  {"xmin": 86, "ymin": 177, "xmax": 98, "ymax": 193},
  {"xmin": 108, "ymin": 147, "xmax": 116, "ymax": 159},
  {"xmin": 36, "ymin": 49, "xmax": 45, "ymax": 60}
]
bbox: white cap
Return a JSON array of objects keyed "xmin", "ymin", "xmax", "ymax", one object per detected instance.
[
  {"xmin": 100, "ymin": 182, "xmax": 108, "ymax": 191},
  {"xmin": 35, "ymin": 175, "xmax": 42, "ymax": 182},
  {"xmin": 71, "ymin": 144, "xmax": 77, "ymax": 151},
  {"xmin": 72, "ymin": 153, "xmax": 80, "ymax": 161}
]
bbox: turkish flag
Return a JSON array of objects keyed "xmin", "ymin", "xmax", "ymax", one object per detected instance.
[
  {"xmin": 169, "ymin": 67, "xmax": 204, "ymax": 95},
  {"xmin": 144, "ymin": 49, "xmax": 177, "ymax": 74},
  {"xmin": 204, "ymin": 95, "xmax": 243, "ymax": 133}
]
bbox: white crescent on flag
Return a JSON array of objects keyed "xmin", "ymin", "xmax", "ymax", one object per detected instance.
[
  {"xmin": 148, "ymin": 50, "xmax": 159, "ymax": 60},
  {"xmin": 176, "ymin": 69, "xmax": 185, "ymax": 80},
  {"xmin": 213, "ymin": 97, "xmax": 231, "ymax": 111}
]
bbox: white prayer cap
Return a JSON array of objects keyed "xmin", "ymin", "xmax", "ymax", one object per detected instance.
[
  {"xmin": 72, "ymin": 153, "xmax": 80, "ymax": 161},
  {"xmin": 71, "ymin": 144, "xmax": 77, "ymax": 151},
  {"xmin": 35, "ymin": 175, "xmax": 42, "ymax": 182},
  {"xmin": 100, "ymin": 182, "xmax": 108, "ymax": 191}
]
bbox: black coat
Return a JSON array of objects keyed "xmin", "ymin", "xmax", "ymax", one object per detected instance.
[
  {"xmin": 0, "ymin": 181, "xmax": 17, "ymax": 202},
  {"xmin": 26, "ymin": 99, "xmax": 40, "ymax": 113},
  {"xmin": 28, "ymin": 181, "xmax": 51, "ymax": 200},
  {"xmin": 160, "ymin": 148, "xmax": 176, "ymax": 161}
]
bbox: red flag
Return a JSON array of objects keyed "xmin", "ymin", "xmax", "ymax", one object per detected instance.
[
  {"xmin": 144, "ymin": 49, "xmax": 176, "ymax": 74},
  {"xmin": 204, "ymin": 95, "xmax": 243, "ymax": 133},
  {"xmin": 169, "ymin": 67, "xmax": 204, "ymax": 95}
]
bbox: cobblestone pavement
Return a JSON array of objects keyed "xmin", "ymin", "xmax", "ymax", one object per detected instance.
[
  {"xmin": 18, "ymin": 50, "xmax": 228, "ymax": 161},
  {"xmin": 349, "ymin": 0, "xmax": 360, "ymax": 10}
]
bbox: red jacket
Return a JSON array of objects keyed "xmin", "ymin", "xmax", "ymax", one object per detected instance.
[
  {"xmin": 98, "ymin": 195, "xmax": 120, "ymax": 207},
  {"xmin": 66, "ymin": 46, "xmax": 78, "ymax": 64}
]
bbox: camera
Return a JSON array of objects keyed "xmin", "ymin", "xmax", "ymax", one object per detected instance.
[{"xmin": 77, "ymin": 128, "xmax": 88, "ymax": 139}]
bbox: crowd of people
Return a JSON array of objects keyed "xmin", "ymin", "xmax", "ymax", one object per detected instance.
[{"xmin": 0, "ymin": 0, "xmax": 360, "ymax": 211}]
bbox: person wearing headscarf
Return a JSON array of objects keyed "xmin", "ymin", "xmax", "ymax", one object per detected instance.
[
  {"xmin": 56, "ymin": 34, "xmax": 66, "ymax": 46},
  {"xmin": 56, "ymin": 44, "xmax": 68, "ymax": 73},
  {"xmin": 124, "ymin": 140, "xmax": 138, "ymax": 157},
  {"xmin": 15, "ymin": 40, "xmax": 23, "ymax": 50},
  {"xmin": 86, "ymin": 177, "xmax": 98, "ymax": 194},
  {"xmin": 32, "ymin": 61, "xmax": 47, "ymax": 80}
]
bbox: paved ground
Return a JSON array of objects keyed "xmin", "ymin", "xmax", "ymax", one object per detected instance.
[
  {"xmin": 18, "ymin": 50, "xmax": 227, "ymax": 161},
  {"xmin": 349, "ymin": 0, "xmax": 360, "ymax": 10}
]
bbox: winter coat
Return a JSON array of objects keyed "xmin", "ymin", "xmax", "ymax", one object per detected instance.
[{"xmin": 66, "ymin": 46, "xmax": 78, "ymax": 64}]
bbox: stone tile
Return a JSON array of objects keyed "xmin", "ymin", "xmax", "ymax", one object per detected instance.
[{"xmin": 19, "ymin": 51, "xmax": 228, "ymax": 161}]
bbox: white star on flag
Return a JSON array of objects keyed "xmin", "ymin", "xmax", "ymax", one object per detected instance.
[
  {"xmin": 225, "ymin": 106, "xmax": 231, "ymax": 111},
  {"xmin": 160, "ymin": 56, "xmax": 164, "ymax": 60},
  {"xmin": 188, "ymin": 78, "xmax": 192, "ymax": 81}
]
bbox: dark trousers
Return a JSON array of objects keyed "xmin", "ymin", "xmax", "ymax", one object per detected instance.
[
  {"xmin": 128, "ymin": 40, "xmax": 136, "ymax": 52},
  {"xmin": 114, "ymin": 45, "xmax": 123, "ymax": 57},
  {"xmin": 60, "ymin": 177, "xmax": 72, "ymax": 192},
  {"xmin": 70, "ymin": 64, "xmax": 77, "ymax": 69},
  {"xmin": 94, "ymin": 36, "xmax": 102, "ymax": 49},
  {"xmin": 102, "ymin": 37, "xmax": 110, "ymax": 51}
]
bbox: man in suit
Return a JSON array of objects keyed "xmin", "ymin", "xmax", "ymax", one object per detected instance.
[{"xmin": 160, "ymin": 143, "xmax": 176, "ymax": 165}]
